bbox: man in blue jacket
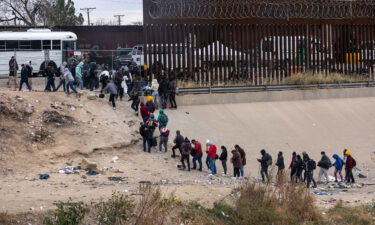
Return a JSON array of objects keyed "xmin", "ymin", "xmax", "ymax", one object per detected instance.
[{"xmin": 332, "ymin": 154, "xmax": 344, "ymax": 182}]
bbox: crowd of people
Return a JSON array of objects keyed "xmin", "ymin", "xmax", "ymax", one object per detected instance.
[
  {"xmin": 137, "ymin": 99, "xmax": 358, "ymax": 187},
  {"xmin": 7, "ymin": 56, "xmax": 358, "ymax": 188}
]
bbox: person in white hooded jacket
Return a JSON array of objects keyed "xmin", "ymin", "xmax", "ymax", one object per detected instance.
[
  {"xmin": 54, "ymin": 62, "xmax": 67, "ymax": 92},
  {"xmin": 150, "ymin": 79, "xmax": 159, "ymax": 109}
]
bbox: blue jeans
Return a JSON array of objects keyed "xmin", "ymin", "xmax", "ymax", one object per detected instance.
[
  {"xmin": 240, "ymin": 167, "xmax": 244, "ymax": 177},
  {"xmin": 19, "ymin": 78, "xmax": 31, "ymax": 91},
  {"xmin": 152, "ymin": 91, "xmax": 159, "ymax": 107},
  {"xmin": 55, "ymin": 79, "xmax": 66, "ymax": 92},
  {"xmin": 208, "ymin": 158, "xmax": 217, "ymax": 175},
  {"xmin": 45, "ymin": 77, "xmax": 55, "ymax": 91},
  {"xmin": 143, "ymin": 137, "xmax": 151, "ymax": 152},
  {"xmin": 192, "ymin": 155, "xmax": 202, "ymax": 170},
  {"xmin": 161, "ymin": 93, "xmax": 168, "ymax": 109},
  {"xmin": 67, "ymin": 81, "xmax": 78, "ymax": 94},
  {"xmin": 89, "ymin": 78, "xmax": 96, "ymax": 91},
  {"xmin": 76, "ymin": 77, "xmax": 83, "ymax": 90}
]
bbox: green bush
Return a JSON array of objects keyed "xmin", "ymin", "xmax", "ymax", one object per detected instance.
[{"xmin": 43, "ymin": 201, "xmax": 89, "ymax": 225}]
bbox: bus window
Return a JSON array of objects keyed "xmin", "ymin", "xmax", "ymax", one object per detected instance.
[
  {"xmin": 52, "ymin": 40, "xmax": 61, "ymax": 50},
  {"xmin": 6, "ymin": 40, "xmax": 18, "ymax": 50},
  {"xmin": 43, "ymin": 40, "xmax": 51, "ymax": 50},
  {"xmin": 31, "ymin": 40, "xmax": 42, "ymax": 50},
  {"xmin": 0, "ymin": 41, "xmax": 5, "ymax": 50},
  {"xmin": 63, "ymin": 41, "xmax": 75, "ymax": 51},
  {"xmin": 19, "ymin": 40, "xmax": 32, "ymax": 50}
]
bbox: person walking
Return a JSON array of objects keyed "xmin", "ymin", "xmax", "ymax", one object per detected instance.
[
  {"xmin": 289, "ymin": 152, "xmax": 297, "ymax": 182},
  {"xmin": 19, "ymin": 64, "xmax": 32, "ymax": 91},
  {"xmin": 140, "ymin": 102, "xmax": 150, "ymax": 123},
  {"xmin": 191, "ymin": 139, "xmax": 203, "ymax": 171},
  {"xmin": 303, "ymin": 153, "xmax": 317, "ymax": 188},
  {"xmin": 129, "ymin": 92, "xmax": 140, "ymax": 115},
  {"xmin": 159, "ymin": 127, "xmax": 170, "ymax": 153},
  {"xmin": 114, "ymin": 69, "xmax": 124, "ymax": 100},
  {"xmin": 180, "ymin": 138, "xmax": 192, "ymax": 171},
  {"xmin": 276, "ymin": 151, "xmax": 285, "ymax": 179},
  {"xmin": 332, "ymin": 154, "xmax": 344, "ymax": 182},
  {"xmin": 207, "ymin": 141, "xmax": 217, "ymax": 175},
  {"xmin": 172, "ymin": 130, "xmax": 184, "ymax": 158},
  {"xmin": 75, "ymin": 61, "xmax": 84, "ymax": 90},
  {"xmin": 318, "ymin": 151, "xmax": 332, "ymax": 184},
  {"xmin": 150, "ymin": 79, "xmax": 159, "ymax": 109},
  {"xmin": 295, "ymin": 155, "xmax": 304, "ymax": 183},
  {"xmin": 257, "ymin": 149, "xmax": 272, "ymax": 182},
  {"xmin": 219, "ymin": 146, "xmax": 228, "ymax": 176},
  {"xmin": 64, "ymin": 68, "xmax": 78, "ymax": 96},
  {"xmin": 146, "ymin": 96, "xmax": 156, "ymax": 113},
  {"xmin": 344, "ymin": 150, "xmax": 356, "ymax": 183},
  {"xmin": 54, "ymin": 62, "xmax": 67, "ymax": 92},
  {"xmin": 139, "ymin": 122, "xmax": 152, "ymax": 152},
  {"xmin": 235, "ymin": 145, "xmax": 246, "ymax": 178},
  {"xmin": 102, "ymin": 79, "xmax": 118, "ymax": 110},
  {"xmin": 44, "ymin": 64, "xmax": 56, "ymax": 91},
  {"xmin": 25, "ymin": 61, "xmax": 33, "ymax": 89},
  {"xmin": 157, "ymin": 109, "xmax": 169, "ymax": 129},
  {"xmin": 8, "ymin": 56, "xmax": 18, "ymax": 90},
  {"xmin": 158, "ymin": 77, "xmax": 169, "ymax": 109},
  {"xmin": 168, "ymin": 78, "xmax": 177, "ymax": 109},
  {"xmin": 231, "ymin": 149, "xmax": 242, "ymax": 178},
  {"xmin": 145, "ymin": 114, "xmax": 159, "ymax": 151}
]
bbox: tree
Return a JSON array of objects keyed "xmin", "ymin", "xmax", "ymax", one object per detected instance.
[
  {"xmin": 0, "ymin": 0, "xmax": 49, "ymax": 26},
  {"xmin": 0, "ymin": 0, "xmax": 83, "ymax": 26},
  {"xmin": 48, "ymin": 0, "xmax": 84, "ymax": 26}
]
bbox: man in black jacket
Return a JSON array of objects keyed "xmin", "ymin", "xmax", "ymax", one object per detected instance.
[
  {"xmin": 257, "ymin": 149, "xmax": 272, "ymax": 182},
  {"xmin": 318, "ymin": 151, "xmax": 331, "ymax": 184},
  {"xmin": 139, "ymin": 122, "xmax": 152, "ymax": 152},
  {"xmin": 172, "ymin": 130, "xmax": 184, "ymax": 158},
  {"xmin": 158, "ymin": 77, "xmax": 169, "ymax": 109},
  {"xmin": 276, "ymin": 151, "xmax": 285, "ymax": 178},
  {"xmin": 219, "ymin": 146, "xmax": 228, "ymax": 176},
  {"xmin": 8, "ymin": 56, "xmax": 18, "ymax": 90},
  {"xmin": 19, "ymin": 64, "xmax": 32, "ymax": 91},
  {"xmin": 44, "ymin": 64, "xmax": 56, "ymax": 91},
  {"xmin": 303, "ymin": 153, "xmax": 317, "ymax": 188}
]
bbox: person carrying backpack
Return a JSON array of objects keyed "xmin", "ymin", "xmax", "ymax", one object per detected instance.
[
  {"xmin": 145, "ymin": 115, "xmax": 158, "ymax": 148},
  {"xmin": 344, "ymin": 150, "xmax": 356, "ymax": 183},
  {"xmin": 157, "ymin": 109, "xmax": 169, "ymax": 128},
  {"xmin": 303, "ymin": 153, "xmax": 317, "ymax": 188},
  {"xmin": 159, "ymin": 127, "xmax": 170, "ymax": 153},
  {"xmin": 179, "ymin": 138, "xmax": 192, "ymax": 171},
  {"xmin": 140, "ymin": 102, "xmax": 150, "ymax": 123},
  {"xmin": 257, "ymin": 149, "xmax": 272, "ymax": 182},
  {"xmin": 231, "ymin": 149, "xmax": 242, "ymax": 178},
  {"xmin": 318, "ymin": 151, "xmax": 332, "ymax": 184},
  {"xmin": 146, "ymin": 96, "xmax": 156, "ymax": 113},
  {"xmin": 139, "ymin": 122, "xmax": 152, "ymax": 153},
  {"xmin": 276, "ymin": 151, "xmax": 285, "ymax": 180},
  {"xmin": 332, "ymin": 154, "xmax": 344, "ymax": 182},
  {"xmin": 235, "ymin": 145, "xmax": 246, "ymax": 178},
  {"xmin": 172, "ymin": 130, "xmax": 184, "ymax": 158}
]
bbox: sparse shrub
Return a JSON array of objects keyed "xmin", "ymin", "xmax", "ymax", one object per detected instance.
[
  {"xmin": 43, "ymin": 201, "xmax": 89, "ymax": 225},
  {"xmin": 92, "ymin": 192, "xmax": 133, "ymax": 225},
  {"xmin": 0, "ymin": 213, "xmax": 16, "ymax": 225},
  {"xmin": 326, "ymin": 201, "xmax": 375, "ymax": 225}
]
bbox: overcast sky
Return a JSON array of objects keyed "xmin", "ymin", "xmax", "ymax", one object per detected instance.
[{"xmin": 73, "ymin": 0, "xmax": 143, "ymax": 25}]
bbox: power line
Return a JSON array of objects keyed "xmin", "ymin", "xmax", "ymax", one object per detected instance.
[
  {"xmin": 80, "ymin": 7, "xmax": 96, "ymax": 26},
  {"xmin": 113, "ymin": 14, "xmax": 125, "ymax": 25}
]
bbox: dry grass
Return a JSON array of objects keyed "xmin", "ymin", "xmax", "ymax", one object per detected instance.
[
  {"xmin": 177, "ymin": 72, "xmax": 372, "ymax": 88},
  {"xmin": 0, "ymin": 213, "xmax": 16, "ymax": 225},
  {"xmin": 326, "ymin": 201, "xmax": 375, "ymax": 225}
]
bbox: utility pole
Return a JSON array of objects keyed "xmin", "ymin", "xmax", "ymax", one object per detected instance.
[
  {"xmin": 80, "ymin": 7, "xmax": 96, "ymax": 26},
  {"xmin": 114, "ymin": 15, "xmax": 125, "ymax": 26}
]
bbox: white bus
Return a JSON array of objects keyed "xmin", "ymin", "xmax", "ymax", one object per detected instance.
[{"xmin": 0, "ymin": 29, "xmax": 77, "ymax": 76}]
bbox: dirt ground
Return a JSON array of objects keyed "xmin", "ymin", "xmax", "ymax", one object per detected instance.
[{"xmin": 0, "ymin": 78, "xmax": 374, "ymax": 216}]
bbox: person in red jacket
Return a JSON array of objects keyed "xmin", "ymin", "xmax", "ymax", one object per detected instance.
[
  {"xmin": 206, "ymin": 140, "xmax": 217, "ymax": 175},
  {"xmin": 191, "ymin": 140, "xmax": 203, "ymax": 171},
  {"xmin": 344, "ymin": 150, "xmax": 356, "ymax": 183},
  {"xmin": 140, "ymin": 102, "xmax": 150, "ymax": 123}
]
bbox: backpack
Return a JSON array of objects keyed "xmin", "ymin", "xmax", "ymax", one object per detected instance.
[
  {"xmin": 352, "ymin": 157, "xmax": 357, "ymax": 167},
  {"xmin": 147, "ymin": 119, "xmax": 154, "ymax": 128},
  {"xmin": 160, "ymin": 114, "xmax": 168, "ymax": 124},
  {"xmin": 56, "ymin": 67, "xmax": 62, "ymax": 77},
  {"xmin": 309, "ymin": 159, "xmax": 317, "ymax": 171},
  {"xmin": 266, "ymin": 154, "xmax": 273, "ymax": 166}
]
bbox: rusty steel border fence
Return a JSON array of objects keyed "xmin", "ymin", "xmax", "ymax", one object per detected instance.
[{"xmin": 144, "ymin": 23, "xmax": 375, "ymax": 85}]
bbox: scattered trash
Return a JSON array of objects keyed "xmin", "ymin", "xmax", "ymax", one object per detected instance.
[
  {"xmin": 111, "ymin": 156, "xmax": 119, "ymax": 163},
  {"xmin": 70, "ymin": 106, "xmax": 76, "ymax": 111},
  {"xmin": 108, "ymin": 176, "xmax": 125, "ymax": 181},
  {"xmin": 86, "ymin": 170, "xmax": 99, "ymax": 176},
  {"xmin": 357, "ymin": 173, "xmax": 367, "ymax": 178},
  {"xmin": 39, "ymin": 174, "xmax": 50, "ymax": 180},
  {"xmin": 314, "ymin": 191, "xmax": 333, "ymax": 196},
  {"xmin": 59, "ymin": 166, "xmax": 81, "ymax": 174},
  {"xmin": 101, "ymin": 167, "xmax": 124, "ymax": 173},
  {"xmin": 87, "ymin": 94, "xmax": 97, "ymax": 100}
]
